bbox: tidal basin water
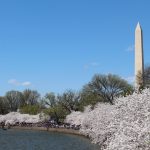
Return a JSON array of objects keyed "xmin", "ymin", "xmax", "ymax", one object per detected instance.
[{"xmin": 0, "ymin": 129, "xmax": 99, "ymax": 150}]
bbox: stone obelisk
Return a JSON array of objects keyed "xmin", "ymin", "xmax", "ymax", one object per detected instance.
[{"xmin": 135, "ymin": 22, "xmax": 144, "ymax": 88}]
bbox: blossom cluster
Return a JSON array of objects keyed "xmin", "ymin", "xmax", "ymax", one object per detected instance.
[
  {"xmin": 65, "ymin": 89, "xmax": 150, "ymax": 150},
  {"xmin": 0, "ymin": 112, "xmax": 44, "ymax": 125}
]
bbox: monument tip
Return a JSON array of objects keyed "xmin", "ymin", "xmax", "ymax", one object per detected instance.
[{"xmin": 136, "ymin": 22, "xmax": 141, "ymax": 30}]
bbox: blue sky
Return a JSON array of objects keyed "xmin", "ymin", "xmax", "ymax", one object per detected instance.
[{"xmin": 0, "ymin": 0, "xmax": 150, "ymax": 96}]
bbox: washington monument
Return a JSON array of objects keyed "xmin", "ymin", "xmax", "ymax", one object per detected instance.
[{"xmin": 135, "ymin": 22, "xmax": 144, "ymax": 88}]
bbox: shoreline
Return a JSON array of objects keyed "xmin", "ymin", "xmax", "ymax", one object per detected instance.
[{"xmin": 10, "ymin": 126, "xmax": 85, "ymax": 137}]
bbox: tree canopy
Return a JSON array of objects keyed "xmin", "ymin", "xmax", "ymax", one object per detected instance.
[{"xmin": 81, "ymin": 74, "xmax": 133, "ymax": 105}]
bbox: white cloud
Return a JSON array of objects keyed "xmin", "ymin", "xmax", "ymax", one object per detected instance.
[
  {"xmin": 22, "ymin": 81, "xmax": 31, "ymax": 86},
  {"xmin": 8, "ymin": 79, "xmax": 31, "ymax": 87},
  {"xmin": 84, "ymin": 64, "xmax": 89, "ymax": 70},
  {"xmin": 90, "ymin": 62, "xmax": 99, "ymax": 66},
  {"xmin": 84, "ymin": 62, "xmax": 100, "ymax": 70},
  {"xmin": 126, "ymin": 45, "xmax": 134, "ymax": 52},
  {"xmin": 125, "ymin": 76, "xmax": 135, "ymax": 83},
  {"xmin": 8, "ymin": 79, "xmax": 20, "ymax": 86}
]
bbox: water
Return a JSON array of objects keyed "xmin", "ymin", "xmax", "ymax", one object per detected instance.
[{"xmin": 0, "ymin": 129, "xmax": 99, "ymax": 150}]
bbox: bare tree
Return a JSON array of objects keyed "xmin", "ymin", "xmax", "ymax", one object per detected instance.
[
  {"xmin": 0, "ymin": 96, "xmax": 9, "ymax": 114},
  {"xmin": 44, "ymin": 92, "xmax": 56, "ymax": 107},
  {"xmin": 143, "ymin": 66, "xmax": 150, "ymax": 87},
  {"xmin": 82, "ymin": 74, "xmax": 133, "ymax": 104},
  {"xmin": 58, "ymin": 90, "xmax": 80, "ymax": 113},
  {"xmin": 22, "ymin": 89, "xmax": 40, "ymax": 106},
  {"xmin": 5, "ymin": 91, "xmax": 23, "ymax": 111},
  {"xmin": 136, "ymin": 66, "xmax": 150, "ymax": 90}
]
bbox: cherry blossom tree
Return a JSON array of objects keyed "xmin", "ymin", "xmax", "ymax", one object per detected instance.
[{"xmin": 66, "ymin": 88, "xmax": 150, "ymax": 150}]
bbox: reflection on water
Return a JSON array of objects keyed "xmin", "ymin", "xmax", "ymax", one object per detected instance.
[{"xmin": 0, "ymin": 129, "xmax": 99, "ymax": 150}]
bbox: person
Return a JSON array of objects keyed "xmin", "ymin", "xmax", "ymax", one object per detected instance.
[
  {"xmin": 7, "ymin": 123, "xmax": 11, "ymax": 129},
  {"xmin": 1, "ymin": 122, "xmax": 5, "ymax": 130}
]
